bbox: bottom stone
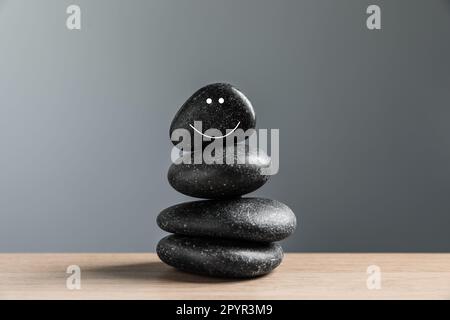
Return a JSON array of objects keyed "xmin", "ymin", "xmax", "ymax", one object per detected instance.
[{"xmin": 157, "ymin": 235, "xmax": 283, "ymax": 278}]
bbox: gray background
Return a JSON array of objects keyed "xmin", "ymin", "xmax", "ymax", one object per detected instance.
[{"xmin": 1, "ymin": 0, "xmax": 449, "ymax": 252}]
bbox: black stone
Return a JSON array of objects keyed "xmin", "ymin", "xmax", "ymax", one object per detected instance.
[
  {"xmin": 168, "ymin": 145, "xmax": 271, "ymax": 199},
  {"xmin": 157, "ymin": 235, "xmax": 283, "ymax": 278},
  {"xmin": 170, "ymin": 83, "xmax": 256, "ymax": 150},
  {"xmin": 157, "ymin": 198, "xmax": 296, "ymax": 242}
]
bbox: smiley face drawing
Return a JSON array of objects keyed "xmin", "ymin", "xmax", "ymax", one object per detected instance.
[{"xmin": 170, "ymin": 83, "xmax": 256, "ymax": 150}]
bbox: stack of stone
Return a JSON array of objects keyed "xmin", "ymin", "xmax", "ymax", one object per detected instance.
[{"xmin": 156, "ymin": 83, "xmax": 296, "ymax": 278}]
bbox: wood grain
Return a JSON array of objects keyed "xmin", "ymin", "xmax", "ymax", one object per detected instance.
[{"xmin": 0, "ymin": 253, "xmax": 449, "ymax": 299}]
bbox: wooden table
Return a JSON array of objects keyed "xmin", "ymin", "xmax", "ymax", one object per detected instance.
[{"xmin": 0, "ymin": 253, "xmax": 449, "ymax": 299}]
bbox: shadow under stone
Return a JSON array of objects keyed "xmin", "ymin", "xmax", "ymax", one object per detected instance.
[{"xmin": 86, "ymin": 261, "xmax": 256, "ymax": 284}]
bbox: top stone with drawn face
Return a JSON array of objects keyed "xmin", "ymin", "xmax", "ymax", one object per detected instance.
[{"xmin": 169, "ymin": 83, "xmax": 256, "ymax": 150}]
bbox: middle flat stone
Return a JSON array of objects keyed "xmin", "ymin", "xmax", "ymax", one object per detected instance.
[
  {"xmin": 157, "ymin": 198, "xmax": 296, "ymax": 242},
  {"xmin": 168, "ymin": 145, "xmax": 271, "ymax": 199}
]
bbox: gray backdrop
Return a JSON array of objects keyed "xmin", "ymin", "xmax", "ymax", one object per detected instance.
[{"xmin": 1, "ymin": 0, "xmax": 449, "ymax": 252}]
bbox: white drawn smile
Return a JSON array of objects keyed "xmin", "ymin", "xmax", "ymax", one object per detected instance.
[{"xmin": 189, "ymin": 121, "xmax": 241, "ymax": 139}]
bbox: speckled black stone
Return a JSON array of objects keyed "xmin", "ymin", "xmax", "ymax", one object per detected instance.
[
  {"xmin": 170, "ymin": 83, "xmax": 256, "ymax": 150},
  {"xmin": 168, "ymin": 145, "xmax": 270, "ymax": 199},
  {"xmin": 157, "ymin": 235, "xmax": 283, "ymax": 278},
  {"xmin": 157, "ymin": 198, "xmax": 296, "ymax": 242}
]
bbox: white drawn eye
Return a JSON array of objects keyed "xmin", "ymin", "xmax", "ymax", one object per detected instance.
[
  {"xmin": 206, "ymin": 98, "xmax": 212, "ymax": 104},
  {"xmin": 218, "ymin": 98, "xmax": 224, "ymax": 104}
]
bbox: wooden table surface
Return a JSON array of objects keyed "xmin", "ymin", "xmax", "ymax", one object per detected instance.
[{"xmin": 0, "ymin": 253, "xmax": 449, "ymax": 300}]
